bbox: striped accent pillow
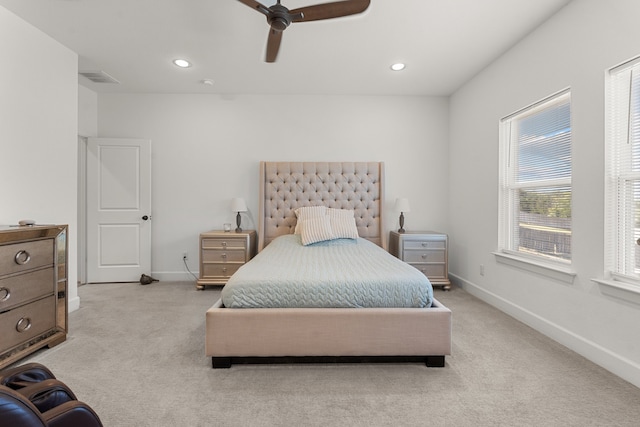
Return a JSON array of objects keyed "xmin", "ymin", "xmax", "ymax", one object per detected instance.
[
  {"xmin": 328, "ymin": 209, "xmax": 359, "ymax": 239},
  {"xmin": 294, "ymin": 206, "xmax": 327, "ymax": 235},
  {"xmin": 299, "ymin": 216, "xmax": 335, "ymax": 246}
]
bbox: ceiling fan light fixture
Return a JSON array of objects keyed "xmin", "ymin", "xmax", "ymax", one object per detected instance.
[
  {"xmin": 391, "ymin": 63, "xmax": 406, "ymax": 71},
  {"xmin": 237, "ymin": 0, "xmax": 371, "ymax": 63},
  {"xmin": 173, "ymin": 59, "xmax": 192, "ymax": 68}
]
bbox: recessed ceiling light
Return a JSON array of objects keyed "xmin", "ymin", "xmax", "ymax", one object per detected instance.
[
  {"xmin": 201, "ymin": 79, "xmax": 214, "ymax": 86},
  {"xmin": 391, "ymin": 63, "xmax": 406, "ymax": 71},
  {"xmin": 173, "ymin": 59, "xmax": 191, "ymax": 68}
]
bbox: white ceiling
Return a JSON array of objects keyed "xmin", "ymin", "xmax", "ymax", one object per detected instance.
[{"xmin": 0, "ymin": 0, "xmax": 571, "ymax": 96}]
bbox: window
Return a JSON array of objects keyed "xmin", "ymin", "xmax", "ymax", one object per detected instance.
[
  {"xmin": 606, "ymin": 56, "xmax": 640, "ymax": 284},
  {"xmin": 499, "ymin": 90, "xmax": 572, "ymax": 264}
]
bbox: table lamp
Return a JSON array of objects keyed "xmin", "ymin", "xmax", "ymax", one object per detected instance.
[
  {"xmin": 395, "ymin": 198, "xmax": 410, "ymax": 233},
  {"xmin": 231, "ymin": 198, "xmax": 247, "ymax": 232}
]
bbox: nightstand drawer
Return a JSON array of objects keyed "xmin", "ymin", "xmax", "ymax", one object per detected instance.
[
  {"xmin": 202, "ymin": 263, "xmax": 241, "ymax": 278},
  {"xmin": 404, "ymin": 240, "xmax": 446, "ymax": 250},
  {"xmin": 411, "ymin": 263, "xmax": 447, "ymax": 279},
  {"xmin": 202, "ymin": 238, "xmax": 247, "ymax": 250},
  {"xmin": 202, "ymin": 249, "xmax": 246, "ymax": 263},
  {"xmin": 403, "ymin": 250, "xmax": 445, "ymax": 263}
]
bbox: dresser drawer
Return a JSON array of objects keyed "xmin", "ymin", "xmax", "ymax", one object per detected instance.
[
  {"xmin": 0, "ymin": 268, "xmax": 54, "ymax": 312},
  {"xmin": 403, "ymin": 250, "xmax": 445, "ymax": 263},
  {"xmin": 411, "ymin": 263, "xmax": 447, "ymax": 279},
  {"xmin": 404, "ymin": 240, "xmax": 446, "ymax": 250},
  {"xmin": 202, "ymin": 249, "xmax": 246, "ymax": 263},
  {"xmin": 202, "ymin": 238, "xmax": 247, "ymax": 250},
  {"xmin": 0, "ymin": 295, "xmax": 56, "ymax": 351},
  {"xmin": 0, "ymin": 239, "xmax": 54, "ymax": 276},
  {"xmin": 202, "ymin": 263, "xmax": 241, "ymax": 279}
]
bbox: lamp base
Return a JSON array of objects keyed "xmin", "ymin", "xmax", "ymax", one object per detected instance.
[
  {"xmin": 235, "ymin": 212, "xmax": 242, "ymax": 233},
  {"xmin": 398, "ymin": 212, "xmax": 406, "ymax": 233}
]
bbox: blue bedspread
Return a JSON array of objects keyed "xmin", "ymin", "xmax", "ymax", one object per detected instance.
[{"xmin": 221, "ymin": 234, "xmax": 433, "ymax": 308}]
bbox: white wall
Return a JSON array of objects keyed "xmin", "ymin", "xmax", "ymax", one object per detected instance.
[
  {"xmin": 0, "ymin": 6, "xmax": 79, "ymax": 310},
  {"xmin": 97, "ymin": 94, "xmax": 449, "ymax": 280},
  {"xmin": 449, "ymin": 0, "xmax": 640, "ymax": 387},
  {"xmin": 78, "ymin": 85, "xmax": 98, "ymax": 138}
]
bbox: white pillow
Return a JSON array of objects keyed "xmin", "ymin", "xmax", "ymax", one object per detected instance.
[
  {"xmin": 327, "ymin": 208, "xmax": 354, "ymax": 218},
  {"xmin": 327, "ymin": 208, "xmax": 359, "ymax": 239},
  {"xmin": 299, "ymin": 216, "xmax": 335, "ymax": 246},
  {"xmin": 294, "ymin": 206, "xmax": 327, "ymax": 235}
]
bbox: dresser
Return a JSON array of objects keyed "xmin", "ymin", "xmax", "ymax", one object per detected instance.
[
  {"xmin": 196, "ymin": 230, "xmax": 257, "ymax": 289},
  {"xmin": 0, "ymin": 225, "xmax": 68, "ymax": 369},
  {"xmin": 389, "ymin": 230, "xmax": 451, "ymax": 290}
]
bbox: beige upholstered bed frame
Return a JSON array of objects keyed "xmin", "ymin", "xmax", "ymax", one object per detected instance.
[{"xmin": 205, "ymin": 162, "xmax": 452, "ymax": 368}]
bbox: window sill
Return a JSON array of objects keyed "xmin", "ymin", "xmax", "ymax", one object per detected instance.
[
  {"xmin": 592, "ymin": 279, "xmax": 640, "ymax": 306},
  {"xmin": 493, "ymin": 251, "xmax": 576, "ymax": 284}
]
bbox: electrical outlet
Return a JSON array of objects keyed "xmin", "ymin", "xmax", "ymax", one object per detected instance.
[{"xmin": 182, "ymin": 252, "xmax": 188, "ymax": 260}]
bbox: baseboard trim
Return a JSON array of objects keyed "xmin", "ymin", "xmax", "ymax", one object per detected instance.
[
  {"xmin": 150, "ymin": 271, "xmax": 198, "ymax": 283},
  {"xmin": 449, "ymin": 273, "xmax": 640, "ymax": 389},
  {"xmin": 68, "ymin": 296, "xmax": 80, "ymax": 313}
]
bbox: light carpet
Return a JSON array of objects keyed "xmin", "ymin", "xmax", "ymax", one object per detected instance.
[{"xmin": 20, "ymin": 281, "xmax": 640, "ymax": 427}]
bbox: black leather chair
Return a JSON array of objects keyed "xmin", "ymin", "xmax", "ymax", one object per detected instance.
[
  {"xmin": 0, "ymin": 363, "xmax": 57, "ymax": 388},
  {"xmin": 0, "ymin": 363, "xmax": 102, "ymax": 427}
]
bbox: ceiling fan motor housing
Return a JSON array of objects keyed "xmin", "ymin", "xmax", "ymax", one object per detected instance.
[{"xmin": 268, "ymin": 4, "xmax": 293, "ymax": 32}]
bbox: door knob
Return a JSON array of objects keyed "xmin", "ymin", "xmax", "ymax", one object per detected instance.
[{"xmin": 142, "ymin": 215, "xmax": 149, "ymax": 221}]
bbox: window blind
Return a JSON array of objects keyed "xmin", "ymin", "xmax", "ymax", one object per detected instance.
[
  {"xmin": 607, "ymin": 56, "xmax": 640, "ymax": 281},
  {"xmin": 499, "ymin": 90, "xmax": 572, "ymax": 262}
]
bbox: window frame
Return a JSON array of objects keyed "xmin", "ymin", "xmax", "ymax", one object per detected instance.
[
  {"xmin": 498, "ymin": 88, "xmax": 573, "ymax": 270},
  {"xmin": 604, "ymin": 55, "xmax": 640, "ymax": 290}
]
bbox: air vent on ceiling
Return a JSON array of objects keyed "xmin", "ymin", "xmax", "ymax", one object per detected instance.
[{"xmin": 79, "ymin": 70, "xmax": 120, "ymax": 84}]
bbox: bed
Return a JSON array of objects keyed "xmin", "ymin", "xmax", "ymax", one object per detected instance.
[{"xmin": 205, "ymin": 161, "xmax": 452, "ymax": 368}]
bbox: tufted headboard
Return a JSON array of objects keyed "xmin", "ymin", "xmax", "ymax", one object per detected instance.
[{"xmin": 258, "ymin": 161, "xmax": 385, "ymax": 251}]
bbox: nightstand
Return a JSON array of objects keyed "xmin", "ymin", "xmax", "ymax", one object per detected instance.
[
  {"xmin": 196, "ymin": 230, "xmax": 257, "ymax": 290},
  {"xmin": 389, "ymin": 230, "xmax": 451, "ymax": 290}
]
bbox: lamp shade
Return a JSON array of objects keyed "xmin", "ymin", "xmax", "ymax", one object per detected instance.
[
  {"xmin": 231, "ymin": 198, "xmax": 247, "ymax": 213},
  {"xmin": 395, "ymin": 198, "xmax": 411, "ymax": 213}
]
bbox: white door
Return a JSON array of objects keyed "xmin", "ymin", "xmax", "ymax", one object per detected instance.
[{"xmin": 86, "ymin": 138, "xmax": 151, "ymax": 282}]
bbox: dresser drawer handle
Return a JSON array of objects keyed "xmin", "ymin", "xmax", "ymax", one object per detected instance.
[
  {"xmin": 222, "ymin": 267, "xmax": 227, "ymax": 273},
  {"xmin": 422, "ymin": 254, "xmax": 428, "ymax": 259},
  {"xmin": 421, "ymin": 242, "xmax": 429, "ymax": 247},
  {"xmin": 0, "ymin": 287, "xmax": 10, "ymax": 302},
  {"xmin": 14, "ymin": 250, "xmax": 31, "ymax": 265},
  {"xmin": 221, "ymin": 253, "xmax": 227, "ymax": 259},
  {"xmin": 222, "ymin": 242, "xmax": 227, "ymax": 247},
  {"xmin": 16, "ymin": 317, "xmax": 32, "ymax": 333}
]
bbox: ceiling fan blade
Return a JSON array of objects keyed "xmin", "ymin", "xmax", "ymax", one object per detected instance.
[
  {"xmin": 266, "ymin": 29, "xmax": 283, "ymax": 63},
  {"xmin": 237, "ymin": 0, "xmax": 270, "ymax": 16},
  {"xmin": 290, "ymin": 0, "xmax": 370, "ymax": 22}
]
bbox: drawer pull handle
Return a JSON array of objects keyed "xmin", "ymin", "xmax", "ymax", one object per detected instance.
[
  {"xmin": 422, "ymin": 243, "xmax": 429, "ymax": 247},
  {"xmin": 0, "ymin": 287, "xmax": 9, "ymax": 302},
  {"xmin": 222, "ymin": 267, "xmax": 227, "ymax": 273},
  {"xmin": 222, "ymin": 242, "xmax": 227, "ymax": 247},
  {"xmin": 14, "ymin": 250, "xmax": 31, "ymax": 265},
  {"xmin": 422, "ymin": 254, "xmax": 428, "ymax": 259},
  {"xmin": 16, "ymin": 317, "xmax": 32, "ymax": 333},
  {"xmin": 221, "ymin": 253, "xmax": 227, "ymax": 259}
]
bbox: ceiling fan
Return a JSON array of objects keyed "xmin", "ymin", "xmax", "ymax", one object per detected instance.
[{"xmin": 237, "ymin": 0, "xmax": 371, "ymax": 62}]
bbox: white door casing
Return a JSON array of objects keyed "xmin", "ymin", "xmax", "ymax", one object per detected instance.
[{"xmin": 87, "ymin": 138, "xmax": 151, "ymax": 282}]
